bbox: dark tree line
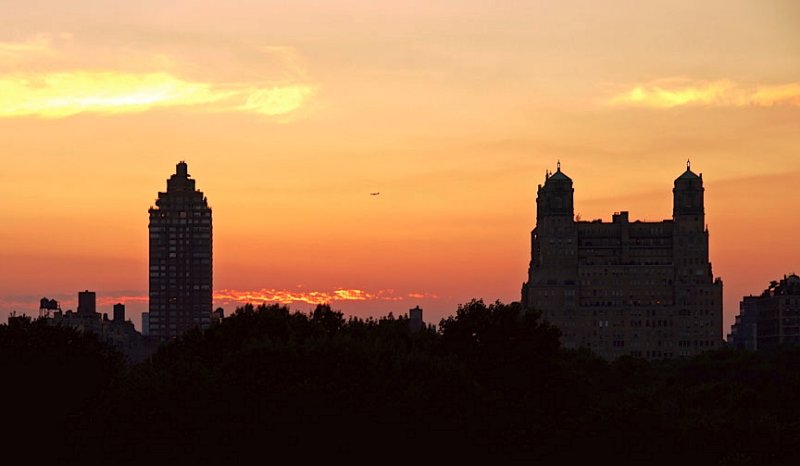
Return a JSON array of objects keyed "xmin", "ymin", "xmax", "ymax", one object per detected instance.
[
  {"xmin": 0, "ymin": 315, "xmax": 124, "ymax": 461},
  {"xmin": 3, "ymin": 302, "xmax": 800, "ymax": 464}
]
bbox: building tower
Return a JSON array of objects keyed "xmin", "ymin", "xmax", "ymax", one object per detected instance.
[
  {"xmin": 148, "ymin": 161, "xmax": 213, "ymax": 340},
  {"xmin": 521, "ymin": 162, "xmax": 578, "ymax": 320},
  {"xmin": 77, "ymin": 290, "xmax": 97, "ymax": 318},
  {"xmin": 409, "ymin": 305, "xmax": 424, "ymax": 333},
  {"xmin": 113, "ymin": 303, "xmax": 126, "ymax": 323},
  {"xmin": 671, "ymin": 161, "xmax": 723, "ymax": 354}
]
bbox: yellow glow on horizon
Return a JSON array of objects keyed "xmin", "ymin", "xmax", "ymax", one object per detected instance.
[
  {"xmin": 609, "ymin": 79, "xmax": 800, "ymax": 108},
  {"xmin": 0, "ymin": 71, "xmax": 313, "ymax": 118}
]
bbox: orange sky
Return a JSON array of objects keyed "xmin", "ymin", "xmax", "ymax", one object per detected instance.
[{"xmin": 1, "ymin": 1, "xmax": 798, "ymax": 334}]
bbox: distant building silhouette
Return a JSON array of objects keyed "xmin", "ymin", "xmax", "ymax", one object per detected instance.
[
  {"xmin": 113, "ymin": 303, "xmax": 125, "ymax": 323},
  {"xmin": 77, "ymin": 290, "xmax": 97, "ymax": 318},
  {"xmin": 728, "ymin": 296, "xmax": 760, "ymax": 351},
  {"xmin": 148, "ymin": 161, "xmax": 213, "ymax": 340},
  {"xmin": 39, "ymin": 297, "xmax": 61, "ymax": 317},
  {"xmin": 37, "ymin": 291, "xmax": 155, "ymax": 363},
  {"xmin": 522, "ymin": 162, "xmax": 723, "ymax": 360},
  {"xmin": 211, "ymin": 307, "xmax": 224, "ymax": 325},
  {"xmin": 408, "ymin": 305, "xmax": 423, "ymax": 333},
  {"xmin": 728, "ymin": 274, "xmax": 800, "ymax": 350}
]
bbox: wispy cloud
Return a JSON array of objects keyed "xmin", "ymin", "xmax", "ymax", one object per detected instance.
[
  {"xmin": 0, "ymin": 34, "xmax": 54, "ymax": 55},
  {"xmin": 608, "ymin": 79, "xmax": 800, "ymax": 108},
  {"xmin": 0, "ymin": 71, "xmax": 314, "ymax": 118},
  {"xmin": 97, "ymin": 295, "xmax": 149, "ymax": 306},
  {"xmin": 238, "ymin": 85, "xmax": 314, "ymax": 116}
]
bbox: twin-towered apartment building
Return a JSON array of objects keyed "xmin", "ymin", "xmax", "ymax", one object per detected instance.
[{"xmin": 521, "ymin": 162, "xmax": 723, "ymax": 360}]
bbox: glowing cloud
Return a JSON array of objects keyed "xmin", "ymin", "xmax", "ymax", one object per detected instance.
[
  {"xmin": 238, "ymin": 85, "xmax": 314, "ymax": 116},
  {"xmin": 0, "ymin": 72, "xmax": 220, "ymax": 118},
  {"xmin": 0, "ymin": 288, "xmax": 432, "ymax": 316},
  {"xmin": 608, "ymin": 79, "xmax": 800, "ymax": 108},
  {"xmin": 0, "ymin": 71, "xmax": 313, "ymax": 118},
  {"xmin": 0, "ymin": 36, "xmax": 314, "ymax": 118},
  {"xmin": 213, "ymin": 288, "xmax": 433, "ymax": 306}
]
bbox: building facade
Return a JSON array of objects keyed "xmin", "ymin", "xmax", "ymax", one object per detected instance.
[
  {"xmin": 728, "ymin": 274, "xmax": 800, "ymax": 350},
  {"xmin": 522, "ymin": 162, "xmax": 723, "ymax": 360},
  {"xmin": 727, "ymin": 296, "xmax": 760, "ymax": 351},
  {"xmin": 141, "ymin": 312, "xmax": 150, "ymax": 337},
  {"xmin": 148, "ymin": 161, "xmax": 213, "ymax": 340}
]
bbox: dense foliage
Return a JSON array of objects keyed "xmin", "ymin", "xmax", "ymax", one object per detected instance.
[
  {"xmin": 5, "ymin": 302, "xmax": 800, "ymax": 464},
  {"xmin": 0, "ymin": 315, "xmax": 124, "ymax": 460}
]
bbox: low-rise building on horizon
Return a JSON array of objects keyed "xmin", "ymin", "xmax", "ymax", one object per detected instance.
[
  {"xmin": 409, "ymin": 305, "xmax": 423, "ymax": 333},
  {"xmin": 728, "ymin": 273, "xmax": 800, "ymax": 350},
  {"xmin": 34, "ymin": 291, "xmax": 157, "ymax": 363}
]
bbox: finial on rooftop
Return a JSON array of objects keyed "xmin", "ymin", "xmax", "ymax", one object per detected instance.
[
  {"xmin": 557, "ymin": 160, "xmax": 561, "ymax": 171},
  {"xmin": 687, "ymin": 158, "xmax": 691, "ymax": 171}
]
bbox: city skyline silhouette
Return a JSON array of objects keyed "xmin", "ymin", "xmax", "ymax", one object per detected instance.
[
  {"xmin": 2, "ymin": 2, "xmax": 800, "ymax": 463},
  {"xmin": 1, "ymin": 1, "xmax": 798, "ymax": 339},
  {"xmin": 3, "ymin": 157, "xmax": 796, "ymax": 347}
]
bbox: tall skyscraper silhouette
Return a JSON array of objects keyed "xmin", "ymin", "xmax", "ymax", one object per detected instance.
[
  {"xmin": 522, "ymin": 162, "xmax": 723, "ymax": 360},
  {"xmin": 148, "ymin": 161, "xmax": 213, "ymax": 340}
]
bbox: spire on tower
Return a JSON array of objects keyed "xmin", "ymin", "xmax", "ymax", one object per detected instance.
[
  {"xmin": 177, "ymin": 161, "xmax": 188, "ymax": 177},
  {"xmin": 557, "ymin": 160, "xmax": 561, "ymax": 171},
  {"xmin": 687, "ymin": 158, "xmax": 691, "ymax": 171}
]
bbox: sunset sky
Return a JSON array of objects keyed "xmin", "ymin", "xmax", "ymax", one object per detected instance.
[{"xmin": 1, "ymin": 0, "xmax": 798, "ymax": 333}]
